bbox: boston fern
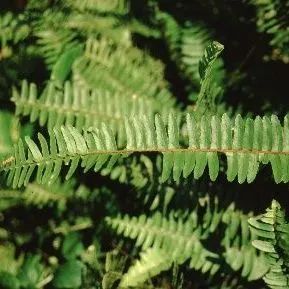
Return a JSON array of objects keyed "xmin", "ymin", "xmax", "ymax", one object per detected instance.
[{"xmin": 0, "ymin": 0, "xmax": 289, "ymax": 288}]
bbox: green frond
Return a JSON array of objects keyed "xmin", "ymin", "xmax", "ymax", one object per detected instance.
[
  {"xmin": 120, "ymin": 248, "xmax": 172, "ymax": 287},
  {"xmin": 106, "ymin": 212, "xmax": 220, "ymax": 276},
  {"xmin": 0, "ymin": 12, "xmax": 30, "ymax": 49},
  {"xmin": 158, "ymin": 12, "xmax": 211, "ymax": 84},
  {"xmin": 1, "ymin": 124, "xmax": 123, "ymax": 188},
  {"xmin": 0, "ymin": 243, "xmax": 23, "ymax": 275},
  {"xmin": 66, "ymin": 0, "xmax": 129, "ymax": 15},
  {"xmin": 224, "ymin": 246, "xmax": 269, "ymax": 281},
  {"xmin": 1, "ymin": 112, "xmax": 289, "ymax": 187},
  {"xmin": 35, "ymin": 28, "xmax": 80, "ymax": 68},
  {"xmin": 198, "ymin": 41, "xmax": 224, "ymax": 82},
  {"xmin": 248, "ymin": 200, "xmax": 289, "ymax": 288},
  {"xmin": 73, "ymin": 38, "xmax": 176, "ymax": 111},
  {"xmin": 0, "ymin": 111, "xmax": 19, "ymax": 157},
  {"xmin": 12, "ymin": 80, "xmax": 155, "ymax": 140},
  {"xmin": 158, "ymin": 12, "xmax": 225, "ymax": 103},
  {"xmin": 196, "ymin": 41, "xmax": 225, "ymax": 112},
  {"xmin": 63, "ymin": 13, "xmax": 133, "ymax": 47},
  {"xmin": 251, "ymin": 0, "xmax": 289, "ymax": 62},
  {"xmin": 22, "ymin": 182, "xmax": 67, "ymax": 209}
]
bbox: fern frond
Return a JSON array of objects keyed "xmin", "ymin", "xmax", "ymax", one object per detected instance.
[
  {"xmin": 22, "ymin": 182, "xmax": 67, "ymax": 209},
  {"xmin": 12, "ymin": 80, "xmax": 155, "ymax": 139},
  {"xmin": 252, "ymin": 0, "xmax": 289, "ymax": 62},
  {"xmin": 120, "ymin": 247, "xmax": 172, "ymax": 287},
  {"xmin": 106, "ymin": 212, "xmax": 220, "ymax": 276},
  {"xmin": 35, "ymin": 28, "xmax": 80, "ymax": 68},
  {"xmin": 0, "ymin": 111, "xmax": 19, "ymax": 157},
  {"xmin": 67, "ymin": 0, "xmax": 129, "ymax": 15},
  {"xmin": 0, "ymin": 12, "xmax": 30, "ymax": 49},
  {"xmin": 158, "ymin": 12, "xmax": 225, "ymax": 103},
  {"xmin": 1, "ymin": 124, "xmax": 123, "ymax": 188},
  {"xmin": 224, "ymin": 246, "xmax": 268, "ymax": 281},
  {"xmin": 248, "ymin": 200, "xmax": 289, "ymax": 288},
  {"xmin": 73, "ymin": 38, "xmax": 176, "ymax": 111},
  {"xmin": 158, "ymin": 12, "xmax": 211, "ymax": 84},
  {"xmin": 1, "ymin": 112, "xmax": 289, "ymax": 187},
  {"xmin": 63, "ymin": 13, "xmax": 132, "ymax": 47}
]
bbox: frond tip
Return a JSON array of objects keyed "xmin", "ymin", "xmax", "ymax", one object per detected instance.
[{"xmin": 248, "ymin": 200, "xmax": 289, "ymax": 288}]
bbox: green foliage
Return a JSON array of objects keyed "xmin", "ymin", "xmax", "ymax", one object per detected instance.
[
  {"xmin": 2, "ymin": 112, "xmax": 289, "ymax": 188},
  {"xmin": 0, "ymin": 0, "xmax": 288, "ymax": 288},
  {"xmin": 252, "ymin": 0, "xmax": 289, "ymax": 62},
  {"xmin": 249, "ymin": 200, "xmax": 289, "ymax": 288}
]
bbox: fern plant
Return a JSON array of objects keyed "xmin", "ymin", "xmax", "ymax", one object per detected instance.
[{"xmin": 0, "ymin": 0, "xmax": 288, "ymax": 288}]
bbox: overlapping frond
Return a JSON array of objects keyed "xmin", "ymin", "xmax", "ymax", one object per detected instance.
[
  {"xmin": 12, "ymin": 80, "xmax": 155, "ymax": 138},
  {"xmin": 158, "ymin": 12, "xmax": 211, "ymax": 84},
  {"xmin": 35, "ymin": 28, "xmax": 80, "ymax": 68},
  {"xmin": 1, "ymin": 112, "xmax": 289, "ymax": 187},
  {"xmin": 248, "ymin": 200, "xmax": 289, "ymax": 288},
  {"xmin": 158, "ymin": 12, "xmax": 225, "ymax": 103},
  {"xmin": 106, "ymin": 212, "xmax": 220, "ymax": 276},
  {"xmin": 73, "ymin": 38, "xmax": 176, "ymax": 112},
  {"xmin": 222, "ymin": 208, "xmax": 269, "ymax": 281}
]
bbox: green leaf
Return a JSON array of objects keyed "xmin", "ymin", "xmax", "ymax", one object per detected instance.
[
  {"xmin": 0, "ymin": 271, "xmax": 20, "ymax": 289},
  {"xmin": 18, "ymin": 254, "xmax": 42, "ymax": 288},
  {"xmin": 52, "ymin": 260, "xmax": 83, "ymax": 288},
  {"xmin": 61, "ymin": 232, "xmax": 84, "ymax": 260}
]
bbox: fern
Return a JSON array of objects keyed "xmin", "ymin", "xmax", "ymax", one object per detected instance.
[
  {"xmin": 73, "ymin": 38, "xmax": 176, "ymax": 112},
  {"xmin": 120, "ymin": 247, "xmax": 172, "ymax": 287},
  {"xmin": 35, "ymin": 28, "xmax": 81, "ymax": 68},
  {"xmin": 106, "ymin": 212, "xmax": 220, "ymax": 277},
  {"xmin": 248, "ymin": 200, "xmax": 289, "ymax": 288},
  {"xmin": 0, "ymin": 12, "xmax": 30, "ymax": 49},
  {"xmin": 12, "ymin": 80, "xmax": 156, "ymax": 139},
  {"xmin": 66, "ymin": 0, "xmax": 129, "ymax": 15},
  {"xmin": 0, "ymin": 111, "xmax": 19, "ymax": 157},
  {"xmin": 158, "ymin": 12, "xmax": 225, "ymax": 103},
  {"xmin": 252, "ymin": 0, "xmax": 289, "ymax": 62},
  {"xmin": 2, "ymin": 112, "xmax": 289, "ymax": 188}
]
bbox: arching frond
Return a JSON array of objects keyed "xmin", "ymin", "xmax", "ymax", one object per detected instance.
[
  {"xmin": 196, "ymin": 41, "xmax": 225, "ymax": 112},
  {"xmin": 73, "ymin": 38, "xmax": 176, "ymax": 111},
  {"xmin": 248, "ymin": 200, "xmax": 289, "ymax": 288},
  {"xmin": 35, "ymin": 29, "xmax": 81, "ymax": 68},
  {"xmin": 1, "ymin": 112, "xmax": 289, "ymax": 187},
  {"xmin": 106, "ymin": 212, "xmax": 220, "ymax": 276}
]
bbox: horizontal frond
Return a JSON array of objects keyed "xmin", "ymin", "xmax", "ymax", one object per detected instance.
[
  {"xmin": 12, "ymin": 80, "xmax": 156, "ymax": 140},
  {"xmin": 1, "ymin": 112, "xmax": 289, "ymax": 186}
]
